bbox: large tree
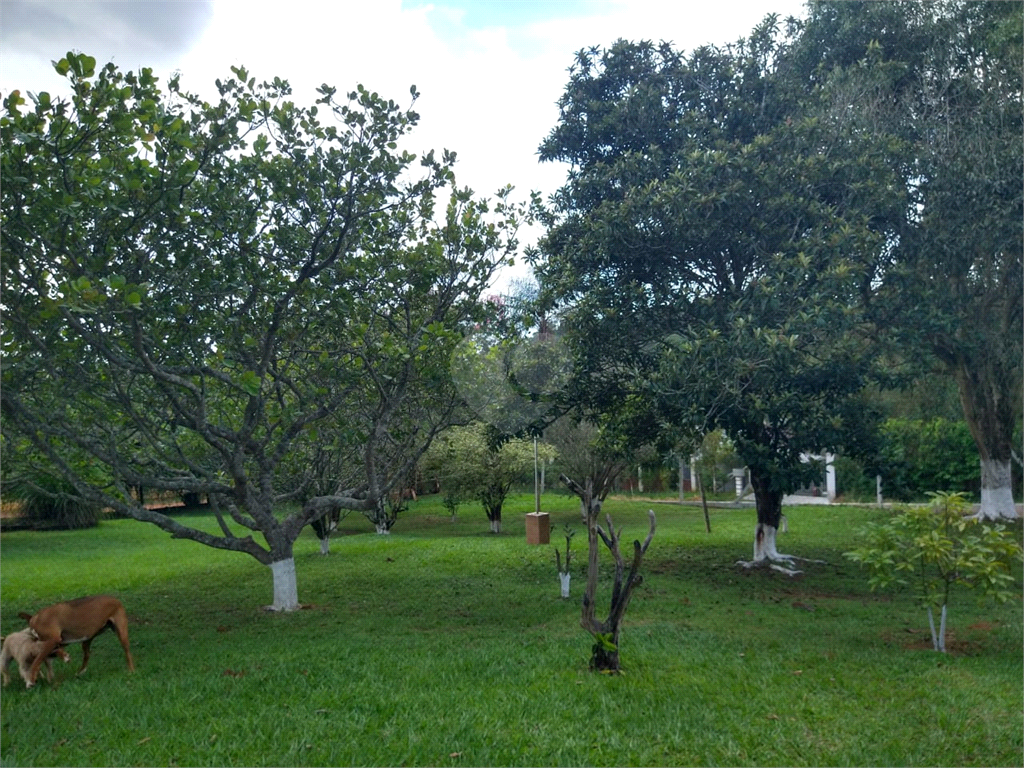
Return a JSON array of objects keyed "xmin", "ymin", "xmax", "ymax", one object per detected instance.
[
  {"xmin": 534, "ymin": 24, "xmax": 905, "ymax": 570},
  {"xmin": 1, "ymin": 53, "xmax": 524, "ymax": 610},
  {"xmin": 792, "ymin": 0, "xmax": 1023, "ymax": 519}
]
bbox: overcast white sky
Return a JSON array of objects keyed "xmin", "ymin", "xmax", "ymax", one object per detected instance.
[{"xmin": 1, "ymin": 0, "xmax": 807, "ymax": 289}]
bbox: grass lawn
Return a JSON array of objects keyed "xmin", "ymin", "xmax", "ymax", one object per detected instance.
[{"xmin": 1, "ymin": 493, "xmax": 1021, "ymax": 767}]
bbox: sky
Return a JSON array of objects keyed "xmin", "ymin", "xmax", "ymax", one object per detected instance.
[{"xmin": 0, "ymin": 0, "xmax": 807, "ymax": 290}]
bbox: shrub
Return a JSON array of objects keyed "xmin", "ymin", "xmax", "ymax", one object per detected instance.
[
  {"xmin": 845, "ymin": 491, "xmax": 1022, "ymax": 652},
  {"xmin": 878, "ymin": 418, "xmax": 980, "ymax": 500},
  {"xmin": 2, "ymin": 468, "xmax": 101, "ymax": 530},
  {"xmin": 834, "ymin": 454, "xmax": 878, "ymax": 502}
]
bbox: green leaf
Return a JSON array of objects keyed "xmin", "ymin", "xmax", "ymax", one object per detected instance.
[{"xmin": 238, "ymin": 371, "xmax": 261, "ymax": 397}]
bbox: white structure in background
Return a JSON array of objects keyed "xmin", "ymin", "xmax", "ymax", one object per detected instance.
[
  {"xmin": 793, "ymin": 453, "xmax": 835, "ymax": 502},
  {"xmin": 731, "ymin": 453, "xmax": 836, "ymax": 504}
]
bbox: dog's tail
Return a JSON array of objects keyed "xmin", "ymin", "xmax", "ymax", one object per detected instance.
[{"xmin": 17, "ymin": 612, "xmax": 32, "ymax": 622}]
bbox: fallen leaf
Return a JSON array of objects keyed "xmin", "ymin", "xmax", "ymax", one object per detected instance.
[
  {"xmin": 449, "ymin": 752, "xmax": 462, "ymax": 758},
  {"xmin": 792, "ymin": 670, "xmax": 803, "ymax": 675},
  {"xmin": 216, "ymin": 626, "xmax": 229, "ymax": 633},
  {"xmin": 137, "ymin": 737, "xmax": 152, "ymax": 745},
  {"xmin": 766, "ymin": 714, "xmax": 780, "ymax": 720}
]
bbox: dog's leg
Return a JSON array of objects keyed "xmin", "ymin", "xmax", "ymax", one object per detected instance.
[
  {"xmin": 77, "ymin": 639, "xmax": 92, "ymax": 676},
  {"xmin": 26, "ymin": 638, "xmax": 61, "ymax": 687},
  {"xmin": 111, "ymin": 613, "xmax": 135, "ymax": 672}
]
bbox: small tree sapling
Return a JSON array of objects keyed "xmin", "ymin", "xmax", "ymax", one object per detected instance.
[
  {"xmin": 845, "ymin": 491, "xmax": 1023, "ymax": 652},
  {"xmin": 561, "ymin": 474, "xmax": 656, "ymax": 672},
  {"xmin": 555, "ymin": 524, "xmax": 575, "ymax": 598}
]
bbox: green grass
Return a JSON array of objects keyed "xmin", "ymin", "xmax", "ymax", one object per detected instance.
[{"xmin": 2, "ymin": 494, "xmax": 1021, "ymax": 766}]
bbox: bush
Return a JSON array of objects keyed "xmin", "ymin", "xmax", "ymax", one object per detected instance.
[
  {"xmin": 2, "ymin": 469, "xmax": 101, "ymax": 530},
  {"xmin": 834, "ymin": 454, "xmax": 878, "ymax": 502},
  {"xmin": 845, "ymin": 491, "xmax": 1022, "ymax": 652},
  {"xmin": 878, "ymin": 418, "xmax": 980, "ymax": 501}
]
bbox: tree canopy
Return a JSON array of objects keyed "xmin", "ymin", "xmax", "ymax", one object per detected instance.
[
  {"xmin": 793, "ymin": 0, "xmax": 1023, "ymax": 518},
  {"xmin": 1, "ymin": 53, "xmax": 525, "ymax": 609},
  {"xmin": 533, "ymin": 21, "xmax": 906, "ymax": 566}
]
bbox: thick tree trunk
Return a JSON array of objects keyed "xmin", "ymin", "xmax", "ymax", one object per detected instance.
[
  {"xmin": 364, "ymin": 498, "xmax": 397, "ymax": 534},
  {"xmin": 736, "ymin": 470, "xmax": 803, "ymax": 576},
  {"xmin": 267, "ymin": 557, "xmax": 301, "ymax": 612},
  {"xmin": 977, "ymin": 457, "xmax": 1016, "ymax": 521},
  {"xmin": 750, "ymin": 471, "xmax": 785, "ymax": 563},
  {"xmin": 953, "ymin": 357, "xmax": 1017, "ymax": 520}
]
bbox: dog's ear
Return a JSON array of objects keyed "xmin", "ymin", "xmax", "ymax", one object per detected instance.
[{"xmin": 18, "ymin": 612, "xmax": 32, "ymax": 622}]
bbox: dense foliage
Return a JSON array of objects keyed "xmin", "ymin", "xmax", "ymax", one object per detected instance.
[
  {"xmin": 795, "ymin": 0, "xmax": 1023, "ymax": 517},
  {"xmin": 534, "ymin": 23, "xmax": 904, "ymax": 546}
]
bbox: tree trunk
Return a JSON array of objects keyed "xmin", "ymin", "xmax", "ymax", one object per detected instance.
[
  {"xmin": 319, "ymin": 537, "xmax": 331, "ymax": 555},
  {"xmin": 953, "ymin": 357, "xmax": 1017, "ymax": 520},
  {"xmin": 750, "ymin": 471, "xmax": 785, "ymax": 563},
  {"xmin": 486, "ymin": 500, "xmax": 502, "ymax": 533},
  {"xmin": 698, "ymin": 473, "xmax": 711, "ymax": 534},
  {"xmin": 977, "ymin": 457, "xmax": 1016, "ymax": 521},
  {"xmin": 268, "ymin": 557, "xmax": 301, "ymax": 612},
  {"xmin": 560, "ymin": 474, "xmax": 655, "ymax": 673},
  {"xmin": 590, "ymin": 629, "xmax": 620, "ymax": 671},
  {"xmin": 365, "ymin": 497, "xmax": 397, "ymax": 534},
  {"xmin": 736, "ymin": 470, "xmax": 803, "ymax": 575}
]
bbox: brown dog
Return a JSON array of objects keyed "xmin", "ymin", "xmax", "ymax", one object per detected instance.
[
  {"xmin": 19, "ymin": 595, "xmax": 134, "ymax": 687},
  {"xmin": 1, "ymin": 628, "xmax": 72, "ymax": 688}
]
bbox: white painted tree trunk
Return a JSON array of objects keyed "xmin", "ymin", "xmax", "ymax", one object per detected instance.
[
  {"xmin": 753, "ymin": 523, "xmax": 784, "ymax": 562},
  {"xmin": 976, "ymin": 457, "xmax": 1016, "ymax": 520},
  {"xmin": 927, "ymin": 604, "xmax": 948, "ymax": 653},
  {"xmin": 740, "ymin": 522, "xmax": 802, "ymax": 576},
  {"xmin": 489, "ymin": 519, "xmax": 501, "ymax": 534},
  {"xmin": 375, "ymin": 523, "xmax": 391, "ymax": 535},
  {"xmin": 559, "ymin": 571, "xmax": 571, "ymax": 599},
  {"xmin": 319, "ymin": 537, "xmax": 331, "ymax": 555},
  {"xmin": 267, "ymin": 558, "xmax": 301, "ymax": 612}
]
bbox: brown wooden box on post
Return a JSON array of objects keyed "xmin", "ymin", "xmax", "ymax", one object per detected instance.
[{"xmin": 525, "ymin": 512, "xmax": 550, "ymax": 545}]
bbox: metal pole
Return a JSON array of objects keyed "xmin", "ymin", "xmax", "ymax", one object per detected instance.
[{"xmin": 534, "ymin": 437, "xmax": 540, "ymax": 514}]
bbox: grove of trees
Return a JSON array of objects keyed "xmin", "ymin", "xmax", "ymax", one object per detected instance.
[{"xmin": 1, "ymin": 0, "xmax": 1019, "ymax": 616}]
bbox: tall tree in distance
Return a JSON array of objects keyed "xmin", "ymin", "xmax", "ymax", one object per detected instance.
[
  {"xmin": 1, "ymin": 53, "xmax": 524, "ymax": 610},
  {"xmin": 534, "ymin": 21, "xmax": 906, "ymax": 571}
]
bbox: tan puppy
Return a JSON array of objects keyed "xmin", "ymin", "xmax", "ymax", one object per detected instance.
[
  {"xmin": 1, "ymin": 628, "xmax": 71, "ymax": 688},
  {"xmin": 19, "ymin": 595, "xmax": 134, "ymax": 686}
]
